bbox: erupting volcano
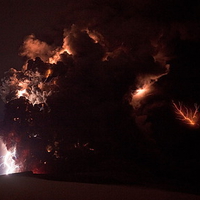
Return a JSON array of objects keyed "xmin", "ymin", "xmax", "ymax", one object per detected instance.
[{"xmin": 0, "ymin": 1, "xmax": 199, "ymax": 188}]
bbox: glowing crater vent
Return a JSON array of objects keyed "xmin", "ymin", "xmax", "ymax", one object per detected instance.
[{"xmin": 4, "ymin": 147, "xmax": 18, "ymax": 175}]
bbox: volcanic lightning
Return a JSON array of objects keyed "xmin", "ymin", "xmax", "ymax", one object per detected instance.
[
  {"xmin": 131, "ymin": 83, "xmax": 152, "ymax": 108},
  {"xmin": 0, "ymin": 61, "xmax": 58, "ymax": 106},
  {"xmin": 172, "ymin": 101, "xmax": 199, "ymax": 126},
  {"xmin": 0, "ymin": 140, "xmax": 19, "ymax": 175},
  {"xmin": 130, "ymin": 64, "xmax": 170, "ymax": 109}
]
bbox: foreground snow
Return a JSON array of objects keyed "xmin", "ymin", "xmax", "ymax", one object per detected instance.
[{"xmin": 0, "ymin": 174, "xmax": 199, "ymax": 200}]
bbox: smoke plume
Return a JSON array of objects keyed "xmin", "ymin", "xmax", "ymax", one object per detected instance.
[{"xmin": 0, "ymin": 0, "xmax": 200, "ymax": 180}]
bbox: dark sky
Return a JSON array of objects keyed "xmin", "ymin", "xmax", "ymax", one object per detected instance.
[
  {"xmin": 0, "ymin": 0, "xmax": 200, "ymax": 181},
  {"xmin": 0, "ymin": 0, "xmax": 66, "ymax": 72},
  {"xmin": 0, "ymin": 0, "xmax": 199, "ymax": 71}
]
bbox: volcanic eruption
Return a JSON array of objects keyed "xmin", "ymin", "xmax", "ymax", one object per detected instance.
[{"xmin": 0, "ymin": 1, "xmax": 200, "ymax": 184}]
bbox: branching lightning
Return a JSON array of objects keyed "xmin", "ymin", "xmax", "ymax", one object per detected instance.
[
  {"xmin": 172, "ymin": 101, "xmax": 199, "ymax": 126},
  {"xmin": 0, "ymin": 143, "xmax": 19, "ymax": 175}
]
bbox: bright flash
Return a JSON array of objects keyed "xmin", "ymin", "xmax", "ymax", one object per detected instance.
[
  {"xmin": 49, "ymin": 32, "xmax": 72, "ymax": 64},
  {"xmin": 134, "ymin": 86, "xmax": 149, "ymax": 98},
  {"xmin": 17, "ymin": 89, "xmax": 28, "ymax": 98},
  {"xmin": 129, "ymin": 65, "xmax": 170, "ymax": 110},
  {"xmin": 130, "ymin": 84, "xmax": 152, "ymax": 108},
  {"xmin": 172, "ymin": 101, "xmax": 199, "ymax": 126},
  {"xmin": 0, "ymin": 141, "xmax": 19, "ymax": 175},
  {"xmin": 4, "ymin": 147, "xmax": 18, "ymax": 175}
]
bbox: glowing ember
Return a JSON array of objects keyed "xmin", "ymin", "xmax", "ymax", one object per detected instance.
[
  {"xmin": 172, "ymin": 101, "xmax": 199, "ymax": 126},
  {"xmin": 130, "ymin": 65, "xmax": 170, "ymax": 109}
]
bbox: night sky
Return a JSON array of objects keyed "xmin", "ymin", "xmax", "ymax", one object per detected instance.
[{"xmin": 0, "ymin": 0, "xmax": 200, "ymax": 185}]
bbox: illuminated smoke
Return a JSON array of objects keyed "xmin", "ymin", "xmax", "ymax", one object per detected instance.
[
  {"xmin": 20, "ymin": 31, "xmax": 73, "ymax": 64},
  {"xmin": 20, "ymin": 34, "xmax": 54, "ymax": 63},
  {"xmin": 0, "ymin": 59, "xmax": 58, "ymax": 106},
  {"xmin": 130, "ymin": 65, "xmax": 170, "ymax": 109},
  {"xmin": 0, "ymin": 26, "xmax": 106, "ymax": 108}
]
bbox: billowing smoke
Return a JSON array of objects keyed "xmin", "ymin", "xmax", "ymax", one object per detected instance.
[{"xmin": 0, "ymin": 0, "xmax": 200, "ymax": 180}]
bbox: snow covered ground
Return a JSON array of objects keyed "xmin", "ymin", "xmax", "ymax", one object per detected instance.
[{"xmin": 0, "ymin": 173, "xmax": 199, "ymax": 200}]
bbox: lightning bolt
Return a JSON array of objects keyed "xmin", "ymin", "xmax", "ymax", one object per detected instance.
[
  {"xmin": 0, "ymin": 143, "xmax": 19, "ymax": 175},
  {"xmin": 172, "ymin": 101, "xmax": 199, "ymax": 126}
]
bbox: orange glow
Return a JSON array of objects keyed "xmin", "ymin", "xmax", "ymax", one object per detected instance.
[
  {"xmin": 130, "ymin": 82, "xmax": 152, "ymax": 109},
  {"xmin": 85, "ymin": 29, "xmax": 105, "ymax": 44},
  {"xmin": 134, "ymin": 86, "xmax": 149, "ymax": 98},
  {"xmin": 172, "ymin": 101, "xmax": 199, "ymax": 126},
  {"xmin": 129, "ymin": 64, "xmax": 170, "ymax": 109},
  {"xmin": 20, "ymin": 33, "xmax": 73, "ymax": 64},
  {"xmin": 4, "ymin": 68, "xmax": 55, "ymax": 106},
  {"xmin": 88, "ymin": 33, "xmax": 98, "ymax": 43},
  {"xmin": 45, "ymin": 69, "xmax": 52, "ymax": 78},
  {"xmin": 20, "ymin": 34, "xmax": 53, "ymax": 62},
  {"xmin": 87, "ymin": 31, "xmax": 99, "ymax": 43},
  {"xmin": 48, "ymin": 35, "xmax": 72, "ymax": 64}
]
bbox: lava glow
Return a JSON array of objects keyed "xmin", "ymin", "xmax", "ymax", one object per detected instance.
[
  {"xmin": 48, "ymin": 35, "xmax": 72, "ymax": 64},
  {"xmin": 172, "ymin": 101, "xmax": 199, "ymax": 126}
]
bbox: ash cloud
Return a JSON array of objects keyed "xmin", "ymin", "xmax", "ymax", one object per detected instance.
[
  {"xmin": 0, "ymin": 0, "xmax": 200, "ymax": 180},
  {"xmin": 20, "ymin": 35, "xmax": 55, "ymax": 62}
]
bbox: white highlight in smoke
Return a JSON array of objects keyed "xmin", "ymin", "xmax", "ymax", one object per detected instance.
[
  {"xmin": 130, "ymin": 64, "xmax": 170, "ymax": 109},
  {"xmin": 49, "ymin": 30, "xmax": 72, "ymax": 64},
  {"xmin": 130, "ymin": 78, "xmax": 154, "ymax": 109}
]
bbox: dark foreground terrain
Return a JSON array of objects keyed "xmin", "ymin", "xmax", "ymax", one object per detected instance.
[{"xmin": 0, "ymin": 171, "xmax": 199, "ymax": 200}]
